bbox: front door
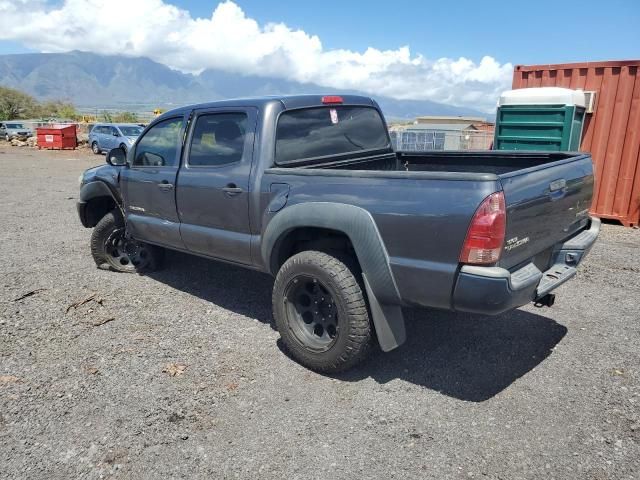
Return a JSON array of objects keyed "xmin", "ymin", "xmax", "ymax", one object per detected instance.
[
  {"xmin": 120, "ymin": 115, "xmax": 186, "ymax": 249},
  {"xmin": 176, "ymin": 108, "xmax": 257, "ymax": 265}
]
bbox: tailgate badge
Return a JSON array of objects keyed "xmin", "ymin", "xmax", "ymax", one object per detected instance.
[{"xmin": 505, "ymin": 236, "xmax": 530, "ymax": 251}]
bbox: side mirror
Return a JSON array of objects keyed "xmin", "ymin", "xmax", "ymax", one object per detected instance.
[{"xmin": 106, "ymin": 148, "xmax": 127, "ymax": 166}]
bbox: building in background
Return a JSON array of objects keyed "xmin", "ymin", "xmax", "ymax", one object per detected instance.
[
  {"xmin": 513, "ymin": 60, "xmax": 640, "ymax": 227},
  {"xmin": 414, "ymin": 115, "xmax": 486, "ymax": 125},
  {"xmin": 390, "ymin": 116, "xmax": 494, "ymax": 151}
]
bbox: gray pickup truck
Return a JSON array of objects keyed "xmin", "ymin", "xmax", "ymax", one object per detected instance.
[{"xmin": 77, "ymin": 94, "xmax": 599, "ymax": 372}]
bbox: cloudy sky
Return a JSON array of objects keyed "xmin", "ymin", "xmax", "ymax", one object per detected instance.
[{"xmin": 0, "ymin": 0, "xmax": 637, "ymax": 112}]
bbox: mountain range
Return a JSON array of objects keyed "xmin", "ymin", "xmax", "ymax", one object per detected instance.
[{"xmin": 0, "ymin": 51, "xmax": 487, "ymax": 120}]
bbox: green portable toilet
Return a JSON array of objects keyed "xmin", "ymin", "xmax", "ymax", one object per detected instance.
[{"xmin": 494, "ymin": 87, "xmax": 586, "ymax": 151}]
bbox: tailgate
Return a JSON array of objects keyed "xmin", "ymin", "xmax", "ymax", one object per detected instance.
[{"xmin": 498, "ymin": 153, "xmax": 594, "ymax": 269}]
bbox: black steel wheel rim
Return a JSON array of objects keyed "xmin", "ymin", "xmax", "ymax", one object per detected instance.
[
  {"xmin": 104, "ymin": 227, "xmax": 150, "ymax": 270},
  {"xmin": 284, "ymin": 275, "xmax": 339, "ymax": 351}
]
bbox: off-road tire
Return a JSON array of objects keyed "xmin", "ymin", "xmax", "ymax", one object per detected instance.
[
  {"xmin": 273, "ymin": 250, "xmax": 373, "ymax": 372},
  {"xmin": 90, "ymin": 209, "xmax": 161, "ymax": 273},
  {"xmin": 91, "ymin": 142, "xmax": 101, "ymax": 154}
]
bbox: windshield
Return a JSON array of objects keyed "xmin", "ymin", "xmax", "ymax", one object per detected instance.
[
  {"xmin": 6, "ymin": 124, "xmax": 25, "ymax": 129},
  {"xmin": 275, "ymin": 106, "xmax": 390, "ymax": 165},
  {"xmin": 119, "ymin": 126, "xmax": 143, "ymax": 136}
]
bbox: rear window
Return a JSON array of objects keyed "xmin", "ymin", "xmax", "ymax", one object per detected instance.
[{"xmin": 275, "ymin": 106, "xmax": 390, "ymax": 165}]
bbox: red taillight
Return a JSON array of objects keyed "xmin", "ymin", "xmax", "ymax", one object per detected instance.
[
  {"xmin": 459, "ymin": 191, "xmax": 506, "ymax": 265},
  {"xmin": 321, "ymin": 95, "xmax": 343, "ymax": 104}
]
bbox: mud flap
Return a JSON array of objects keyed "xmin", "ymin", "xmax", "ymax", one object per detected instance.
[{"xmin": 362, "ymin": 273, "xmax": 406, "ymax": 352}]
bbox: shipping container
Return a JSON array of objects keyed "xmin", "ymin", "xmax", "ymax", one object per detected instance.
[{"xmin": 513, "ymin": 60, "xmax": 640, "ymax": 227}]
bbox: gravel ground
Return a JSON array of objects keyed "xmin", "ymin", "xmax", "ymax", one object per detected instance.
[{"xmin": 1, "ymin": 145, "xmax": 639, "ymax": 480}]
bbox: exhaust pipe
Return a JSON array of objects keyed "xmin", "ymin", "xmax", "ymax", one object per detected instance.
[{"xmin": 534, "ymin": 293, "xmax": 556, "ymax": 308}]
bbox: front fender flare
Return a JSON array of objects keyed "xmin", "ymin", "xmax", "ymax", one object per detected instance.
[
  {"xmin": 262, "ymin": 202, "xmax": 406, "ymax": 351},
  {"xmin": 78, "ymin": 181, "xmax": 123, "ymax": 227},
  {"xmin": 79, "ymin": 180, "xmax": 122, "ymax": 205}
]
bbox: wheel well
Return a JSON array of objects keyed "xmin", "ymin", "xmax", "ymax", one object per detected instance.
[
  {"xmin": 272, "ymin": 227, "xmax": 359, "ymax": 274},
  {"xmin": 85, "ymin": 196, "xmax": 117, "ymax": 227}
]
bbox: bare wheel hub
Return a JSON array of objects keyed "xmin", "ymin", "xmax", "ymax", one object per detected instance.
[
  {"xmin": 284, "ymin": 275, "xmax": 339, "ymax": 351},
  {"xmin": 105, "ymin": 227, "xmax": 150, "ymax": 269}
]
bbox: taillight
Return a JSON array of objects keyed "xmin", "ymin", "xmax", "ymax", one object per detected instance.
[
  {"xmin": 459, "ymin": 191, "xmax": 506, "ymax": 265},
  {"xmin": 321, "ymin": 95, "xmax": 343, "ymax": 104}
]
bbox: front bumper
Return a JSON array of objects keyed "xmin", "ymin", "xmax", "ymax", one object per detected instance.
[
  {"xmin": 452, "ymin": 217, "xmax": 601, "ymax": 315},
  {"xmin": 9, "ymin": 132, "xmax": 32, "ymax": 138}
]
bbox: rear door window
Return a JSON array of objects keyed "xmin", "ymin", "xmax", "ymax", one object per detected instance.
[
  {"xmin": 188, "ymin": 113, "xmax": 247, "ymax": 167},
  {"xmin": 275, "ymin": 106, "xmax": 390, "ymax": 165}
]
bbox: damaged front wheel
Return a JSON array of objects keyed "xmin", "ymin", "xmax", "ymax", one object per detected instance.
[{"xmin": 90, "ymin": 209, "xmax": 162, "ymax": 273}]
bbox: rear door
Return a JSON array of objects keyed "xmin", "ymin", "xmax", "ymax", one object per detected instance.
[
  {"xmin": 96, "ymin": 126, "xmax": 108, "ymax": 150},
  {"xmin": 498, "ymin": 154, "xmax": 594, "ymax": 269},
  {"xmin": 176, "ymin": 107, "xmax": 257, "ymax": 265},
  {"xmin": 120, "ymin": 115, "xmax": 187, "ymax": 249}
]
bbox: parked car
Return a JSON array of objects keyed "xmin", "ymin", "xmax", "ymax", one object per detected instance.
[
  {"xmin": 1, "ymin": 122, "xmax": 34, "ymax": 141},
  {"xmin": 89, "ymin": 123, "xmax": 143, "ymax": 154},
  {"xmin": 76, "ymin": 94, "xmax": 599, "ymax": 372}
]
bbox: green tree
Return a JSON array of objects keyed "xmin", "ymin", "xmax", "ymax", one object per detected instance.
[
  {"xmin": 101, "ymin": 111, "xmax": 113, "ymax": 123},
  {"xmin": 0, "ymin": 87, "xmax": 39, "ymax": 120},
  {"xmin": 38, "ymin": 100, "xmax": 79, "ymax": 120},
  {"xmin": 113, "ymin": 111, "xmax": 139, "ymax": 123}
]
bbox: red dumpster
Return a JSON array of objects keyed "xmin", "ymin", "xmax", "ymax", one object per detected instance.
[{"xmin": 37, "ymin": 125, "xmax": 77, "ymax": 150}]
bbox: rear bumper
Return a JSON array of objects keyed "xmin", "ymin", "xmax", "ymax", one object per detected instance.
[{"xmin": 452, "ymin": 217, "xmax": 600, "ymax": 315}]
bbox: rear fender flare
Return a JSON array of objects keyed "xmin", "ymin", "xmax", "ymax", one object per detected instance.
[{"xmin": 262, "ymin": 202, "xmax": 406, "ymax": 351}]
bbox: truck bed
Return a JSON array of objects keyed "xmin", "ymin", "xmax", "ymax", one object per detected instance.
[
  {"xmin": 272, "ymin": 149, "xmax": 594, "ymax": 273},
  {"xmin": 398, "ymin": 151, "xmax": 582, "ymax": 175},
  {"xmin": 291, "ymin": 150, "xmax": 582, "ymax": 176}
]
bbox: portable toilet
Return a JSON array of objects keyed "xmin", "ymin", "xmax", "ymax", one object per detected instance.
[{"xmin": 494, "ymin": 87, "xmax": 586, "ymax": 151}]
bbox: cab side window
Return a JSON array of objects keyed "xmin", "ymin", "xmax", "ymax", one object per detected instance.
[
  {"xmin": 133, "ymin": 118, "xmax": 183, "ymax": 167},
  {"xmin": 188, "ymin": 113, "xmax": 247, "ymax": 167}
]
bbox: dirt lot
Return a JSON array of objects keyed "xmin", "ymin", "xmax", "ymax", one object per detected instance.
[{"xmin": 1, "ymin": 145, "xmax": 639, "ymax": 479}]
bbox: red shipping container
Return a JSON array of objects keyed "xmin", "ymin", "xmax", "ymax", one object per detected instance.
[
  {"xmin": 37, "ymin": 125, "xmax": 77, "ymax": 150},
  {"xmin": 513, "ymin": 60, "xmax": 640, "ymax": 227}
]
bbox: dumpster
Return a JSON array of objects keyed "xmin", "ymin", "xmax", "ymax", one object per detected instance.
[
  {"xmin": 494, "ymin": 87, "xmax": 586, "ymax": 151},
  {"xmin": 37, "ymin": 125, "xmax": 77, "ymax": 150}
]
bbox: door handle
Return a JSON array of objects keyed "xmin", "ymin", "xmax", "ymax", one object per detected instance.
[
  {"xmin": 222, "ymin": 183, "xmax": 243, "ymax": 196},
  {"xmin": 157, "ymin": 181, "xmax": 174, "ymax": 191}
]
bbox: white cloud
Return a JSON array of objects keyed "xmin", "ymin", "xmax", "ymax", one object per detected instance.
[{"xmin": 0, "ymin": 0, "xmax": 513, "ymax": 111}]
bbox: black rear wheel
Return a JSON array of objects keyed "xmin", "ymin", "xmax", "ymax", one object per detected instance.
[
  {"xmin": 91, "ymin": 142, "xmax": 101, "ymax": 154},
  {"xmin": 90, "ymin": 210, "xmax": 161, "ymax": 273},
  {"xmin": 273, "ymin": 250, "xmax": 373, "ymax": 372}
]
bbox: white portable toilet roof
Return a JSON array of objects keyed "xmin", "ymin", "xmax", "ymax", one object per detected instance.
[{"xmin": 498, "ymin": 87, "xmax": 586, "ymax": 108}]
